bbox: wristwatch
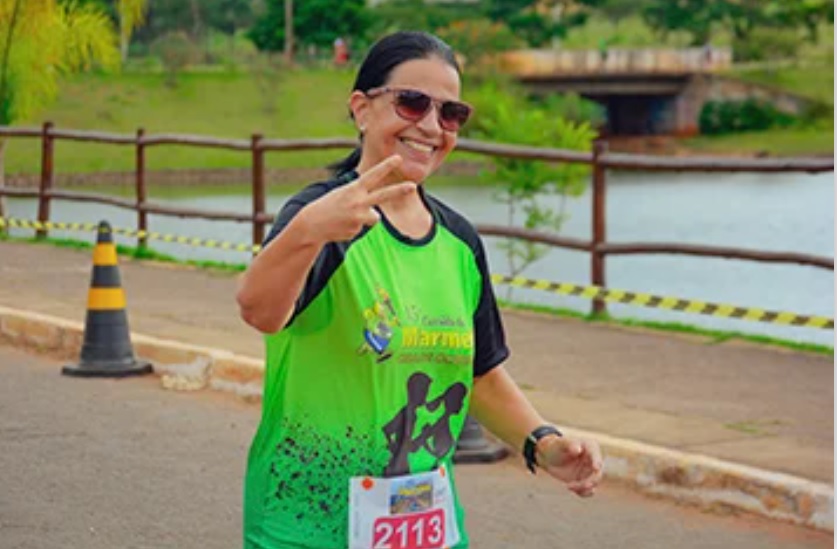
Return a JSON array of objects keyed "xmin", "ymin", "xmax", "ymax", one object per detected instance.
[{"xmin": 523, "ymin": 425, "xmax": 563, "ymax": 474}]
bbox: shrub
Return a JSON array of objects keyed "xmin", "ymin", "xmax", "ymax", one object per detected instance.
[
  {"xmin": 151, "ymin": 32, "xmax": 196, "ymax": 87},
  {"xmin": 699, "ymin": 99, "xmax": 796, "ymax": 134},
  {"xmin": 463, "ymin": 77, "xmax": 596, "ymax": 285},
  {"xmin": 732, "ymin": 28, "xmax": 800, "ymax": 63},
  {"xmin": 436, "ymin": 19, "xmax": 524, "ymax": 71},
  {"xmin": 536, "ymin": 92, "xmax": 606, "ymax": 128}
]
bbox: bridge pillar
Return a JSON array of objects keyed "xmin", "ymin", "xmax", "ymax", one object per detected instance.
[{"xmin": 671, "ymin": 75, "xmax": 711, "ymax": 136}]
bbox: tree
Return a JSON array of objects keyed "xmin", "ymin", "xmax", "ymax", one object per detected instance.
[
  {"xmin": 368, "ymin": 0, "xmax": 477, "ymax": 39},
  {"xmin": 436, "ymin": 19, "xmax": 524, "ymax": 70},
  {"xmin": 205, "ymin": 0, "xmax": 254, "ymax": 60},
  {"xmin": 70, "ymin": 0, "xmax": 149, "ymax": 61},
  {"xmin": 0, "ymin": 0, "xmax": 123, "ymax": 220},
  {"xmin": 767, "ymin": 0, "xmax": 833, "ymax": 43},
  {"xmin": 642, "ymin": 0, "xmax": 834, "ymax": 48},
  {"xmin": 577, "ymin": 0, "xmax": 651, "ymax": 26},
  {"xmin": 247, "ymin": 0, "xmax": 370, "ymax": 53},
  {"xmin": 463, "ymin": 78, "xmax": 595, "ymax": 294},
  {"xmin": 642, "ymin": 0, "xmax": 718, "ymax": 46},
  {"xmin": 130, "ymin": 0, "xmax": 252, "ymax": 59},
  {"xmin": 151, "ymin": 30, "xmax": 196, "ymax": 87},
  {"xmin": 478, "ymin": 0, "xmax": 593, "ymax": 47},
  {"xmin": 117, "ymin": 0, "xmax": 148, "ymax": 61},
  {"xmin": 203, "ymin": 0, "xmax": 254, "ymax": 37},
  {"xmin": 283, "ymin": 0, "xmax": 292, "ymax": 63}
]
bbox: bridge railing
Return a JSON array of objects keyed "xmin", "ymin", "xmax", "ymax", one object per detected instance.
[
  {"xmin": 0, "ymin": 122, "xmax": 832, "ymax": 314},
  {"xmin": 500, "ymin": 47, "xmax": 733, "ymax": 77}
]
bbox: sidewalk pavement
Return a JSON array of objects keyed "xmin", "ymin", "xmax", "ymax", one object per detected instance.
[{"xmin": 0, "ymin": 240, "xmax": 833, "ymax": 531}]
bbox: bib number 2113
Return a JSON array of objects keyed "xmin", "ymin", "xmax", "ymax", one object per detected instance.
[{"xmin": 372, "ymin": 509, "xmax": 444, "ymax": 549}]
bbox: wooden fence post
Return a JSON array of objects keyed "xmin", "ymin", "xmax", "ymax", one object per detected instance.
[
  {"xmin": 251, "ymin": 133, "xmax": 265, "ymax": 252},
  {"xmin": 0, "ymin": 134, "xmax": 6, "ymax": 233},
  {"xmin": 37, "ymin": 121, "xmax": 55, "ymax": 239},
  {"xmin": 136, "ymin": 128, "xmax": 148, "ymax": 249},
  {"xmin": 591, "ymin": 140, "xmax": 608, "ymax": 315}
]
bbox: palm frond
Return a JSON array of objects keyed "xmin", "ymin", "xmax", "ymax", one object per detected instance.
[
  {"xmin": 0, "ymin": 0, "xmax": 120, "ymax": 124},
  {"xmin": 57, "ymin": 2, "xmax": 120, "ymax": 72},
  {"xmin": 118, "ymin": 0, "xmax": 148, "ymax": 41},
  {"xmin": 2, "ymin": 36, "xmax": 59, "ymax": 122}
]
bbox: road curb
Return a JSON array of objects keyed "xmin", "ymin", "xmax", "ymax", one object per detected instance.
[{"xmin": 1, "ymin": 304, "xmax": 832, "ymax": 533}]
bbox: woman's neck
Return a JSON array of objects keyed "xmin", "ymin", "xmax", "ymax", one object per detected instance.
[{"xmin": 379, "ymin": 187, "xmax": 433, "ymax": 240}]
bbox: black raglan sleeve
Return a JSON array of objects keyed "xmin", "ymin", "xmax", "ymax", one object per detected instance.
[
  {"xmin": 261, "ymin": 179, "xmax": 348, "ymax": 327},
  {"xmin": 470, "ymin": 234, "xmax": 510, "ymax": 376},
  {"xmin": 424, "ymin": 193, "xmax": 511, "ymax": 376}
]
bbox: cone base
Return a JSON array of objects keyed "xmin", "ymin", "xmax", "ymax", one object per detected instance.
[{"xmin": 62, "ymin": 360, "xmax": 153, "ymax": 378}]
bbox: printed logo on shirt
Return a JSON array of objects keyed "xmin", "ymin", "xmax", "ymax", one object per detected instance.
[
  {"xmin": 357, "ymin": 288, "xmax": 474, "ymax": 366},
  {"xmin": 357, "ymin": 287, "xmax": 400, "ymax": 363},
  {"xmin": 382, "ymin": 372, "xmax": 468, "ymax": 476}
]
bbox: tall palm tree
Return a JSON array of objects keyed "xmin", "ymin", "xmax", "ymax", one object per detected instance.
[
  {"xmin": 0, "ymin": 0, "xmax": 143, "ymax": 219},
  {"xmin": 118, "ymin": 0, "xmax": 149, "ymax": 62}
]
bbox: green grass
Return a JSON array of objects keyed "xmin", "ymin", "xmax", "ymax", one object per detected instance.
[
  {"xmin": 724, "ymin": 419, "xmax": 783, "ymax": 435},
  {"xmin": 682, "ymin": 125, "xmax": 834, "ymax": 157},
  {"xmin": 727, "ymin": 64, "xmax": 834, "ymax": 107},
  {"xmin": 2, "ymin": 233, "xmax": 247, "ymax": 273},
  {"xmin": 615, "ymin": 318, "xmax": 832, "ymax": 355},
  {"xmin": 694, "ymin": 40, "xmax": 833, "ymax": 155},
  {"xmin": 6, "ymin": 69, "xmax": 356, "ymax": 175},
  {"xmin": 498, "ymin": 299, "xmax": 834, "ymax": 356}
]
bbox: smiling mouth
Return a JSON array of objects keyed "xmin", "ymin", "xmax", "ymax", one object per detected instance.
[{"xmin": 400, "ymin": 138, "xmax": 436, "ymax": 154}]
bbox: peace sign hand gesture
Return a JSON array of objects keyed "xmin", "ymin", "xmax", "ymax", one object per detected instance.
[{"xmin": 298, "ymin": 155, "xmax": 416, "ymax": 245}]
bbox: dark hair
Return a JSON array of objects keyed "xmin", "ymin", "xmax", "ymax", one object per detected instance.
[{"xmin": 329, "ymin": 31, "xmax": 461, "ymax": 176}]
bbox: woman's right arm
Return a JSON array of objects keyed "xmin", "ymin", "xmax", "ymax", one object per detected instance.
[
  {"xmin": 236, "ymin": 155, "xmax": 414, "ymax": 334},
  {"xmin": 235, "ymin": 210, "xmax": 324, "ymax": 334}
]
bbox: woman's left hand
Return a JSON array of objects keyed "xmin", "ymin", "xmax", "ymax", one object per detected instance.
[{"xmin": 537, "ymin": 436, "xmax": 604, "ymax": 497}]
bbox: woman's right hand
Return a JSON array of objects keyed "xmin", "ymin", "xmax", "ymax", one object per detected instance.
[
  {"xmin": 236, "ymin": 155, "xmax": 414, "ymax": 333},
  {"xmin": 296, "ymin": 155, "xmax": 416, "ymax": 244}
]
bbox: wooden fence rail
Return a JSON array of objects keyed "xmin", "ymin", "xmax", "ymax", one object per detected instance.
[{"xmin": 0, "ymin": 122, "xmax": 833, "ymax": 314}]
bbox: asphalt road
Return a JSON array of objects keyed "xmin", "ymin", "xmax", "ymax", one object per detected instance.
[
  {"xmin": 0, "ymin": 241, "xmax": 832, "ymax": 483},
  {"xmin": 0, "ymin": 344, "xmax": 831, "ymax": 549}
]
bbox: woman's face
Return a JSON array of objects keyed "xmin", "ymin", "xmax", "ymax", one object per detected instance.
[{"xmin": 351, "ymin": 56, "xmax": 462, "ymax": 185}]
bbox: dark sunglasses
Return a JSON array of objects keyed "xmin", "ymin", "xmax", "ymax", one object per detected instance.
[{"xmin": 365, "ymin": 86, "xmax": 472, "ymax": 132}]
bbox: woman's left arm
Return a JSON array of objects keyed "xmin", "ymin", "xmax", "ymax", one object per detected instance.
[{"xmin": 469, "ymin": 364, "xmax": 604, "ymax": 497}]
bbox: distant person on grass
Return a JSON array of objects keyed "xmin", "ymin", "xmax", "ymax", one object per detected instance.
[
  {"xmin": 334, "ymin": 36, "xmax": 350, "ymax": 66},
  {"xmin": 236, "ymin": 30, "xmax": 603, "ymax": 549}
]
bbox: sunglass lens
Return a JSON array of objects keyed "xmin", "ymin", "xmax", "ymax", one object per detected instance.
[
  {"xmin": 395, "ymin": 90, "xmax": 432, "ymax": 120},
  {"xmin": 440, "ymin": 102, "xmax": 471, "ymax": 131}
]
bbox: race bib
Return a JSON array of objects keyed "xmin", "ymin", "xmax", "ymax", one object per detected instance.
[{"xmin": 348, "ymin": 466, "xmax": 460, "ymax": 549}]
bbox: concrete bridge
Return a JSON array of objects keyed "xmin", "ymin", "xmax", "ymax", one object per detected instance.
[{"xmin": 499, "ymin": 48, "xmax": 808, "ymax": 136}]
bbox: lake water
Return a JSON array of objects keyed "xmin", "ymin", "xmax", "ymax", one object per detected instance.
[{"xmin": 5, "ymin": 170, "xmax": 834, "ymax": 346}]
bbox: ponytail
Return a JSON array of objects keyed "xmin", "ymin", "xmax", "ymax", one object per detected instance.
[{"xmin": 328, "ymin": 147, "xmax": 362, "ymax": 177}]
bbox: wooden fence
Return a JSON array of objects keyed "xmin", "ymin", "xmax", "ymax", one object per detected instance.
[{"xmin": 0, "ymin": 122, "xmax": 833, "ymax": 314}]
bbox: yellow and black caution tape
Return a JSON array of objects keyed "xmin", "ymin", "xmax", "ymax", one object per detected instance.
[
  {"xmin": 3, "ymin": 217, "xmax": 832, "ymax": 329},
  {"xmin": 491, "ymin": 275, "xmax": 834, "ymax": 330},
  {"xmin": 0, "ymin": 217, "xmax": 261, "ymax": 254}
]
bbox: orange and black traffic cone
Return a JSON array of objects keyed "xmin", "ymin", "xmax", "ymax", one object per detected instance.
[
  {"xmin": 62, "ymin": 220, "xmax": 153, "ymax": 378},
  {"xmin": 453, "ymin": 415, "xmax": 508, "ymax": 464}
]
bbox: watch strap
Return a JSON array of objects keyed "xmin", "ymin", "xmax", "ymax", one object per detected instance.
[{"xmin": 523, "ymin": 425, "xmax": 563, "ymax": 474}]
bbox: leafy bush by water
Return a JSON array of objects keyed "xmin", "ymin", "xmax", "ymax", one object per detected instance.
[{"xmin": 699, "ymin": 99, "xmax": 796, "ymax": 135}]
